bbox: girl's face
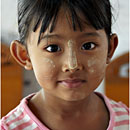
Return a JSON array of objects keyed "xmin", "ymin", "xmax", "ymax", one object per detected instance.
[{"xmin": 27, "ymin": 11, "xmax": 110, "ymax": 101}]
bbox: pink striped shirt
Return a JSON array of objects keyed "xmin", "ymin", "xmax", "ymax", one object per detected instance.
[{"xmin": 1, "ymin": 92, "xmax": 129, "ymax": 130}]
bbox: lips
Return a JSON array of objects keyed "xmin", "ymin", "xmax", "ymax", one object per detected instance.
[{"xmin": 58, "ymin": 79, "xmax": 86, "ymax": 88}]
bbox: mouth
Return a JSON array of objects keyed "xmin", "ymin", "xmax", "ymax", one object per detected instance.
[{"xmin": 58, "ymin": 79, "xmax": 86, "ymax": 88}]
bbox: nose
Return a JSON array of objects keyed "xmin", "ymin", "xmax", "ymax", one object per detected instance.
[
  {"xmin": 62, "ymin": 62, "xmax": 83, "ymax": 73},
  {"xmin": 62, "ymin": 40, "xmax": 83, "ymax": 73}
]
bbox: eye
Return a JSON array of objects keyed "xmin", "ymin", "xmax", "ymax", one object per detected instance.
[
  {"xmin": 81, "ymin": 42, "xmax": 96, "ymax": 50},
  {"xmin": 45, "ymin": 44, "xmax": 61, "ymax": 52}
]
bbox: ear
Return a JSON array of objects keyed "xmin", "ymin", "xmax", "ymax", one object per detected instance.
[
  {"xmin": 10, "ymin": 40, "xmax": 33, "ymax": 70},
  {"xmin": 107, "ymin": 34, "xmax": 118, "ymax": 64}
]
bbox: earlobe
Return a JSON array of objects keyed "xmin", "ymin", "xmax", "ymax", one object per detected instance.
[
  {"xmin": 10, "ymin": 40, "xmax": 33, "ymax": 70},
  {"xmin": 107, "ymin": 34, "xmax": 118, "ymax": 64}
]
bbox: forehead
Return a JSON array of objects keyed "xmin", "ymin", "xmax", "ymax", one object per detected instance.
[
  {"xmin": 31, "ymin": 8, "xmax": 93, "ymax": 34},
  {"xmin": 51, "ymin": 8, "xmax": 92, "ymax": 31},
  {"xmin": 41, "ymin": 10, "xmax": 105, "ymax": 38},
  {"xmin": 38, "ymin": 9, "xmax": 99, "ymax": 36}
]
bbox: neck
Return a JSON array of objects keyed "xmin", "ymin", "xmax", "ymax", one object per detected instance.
[
  {"xmin": 37, "ymin": 90, "xmax": 98, "ymax": 119},
  {"xmin": 28, "ymin": 90, "xmax": 109, "ymax": 130}
]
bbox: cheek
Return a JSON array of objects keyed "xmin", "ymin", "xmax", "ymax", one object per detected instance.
[
  {"xmin": 32, "ymin": 57, "xmax": 56, "ymax": 80},
  {"xmin": 87, "ymin": 56, "xmax": 107, "ymax": 76},
  {"xmin": 84, "ymin": 56, "xmax": 107, "ymax": 91}
]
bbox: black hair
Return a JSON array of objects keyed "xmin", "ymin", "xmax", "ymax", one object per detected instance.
[{"xmin": 18, "ymin": 0, "xmax": 113, "ymax": 45}]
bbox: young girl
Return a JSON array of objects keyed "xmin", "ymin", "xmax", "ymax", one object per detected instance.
[{"xmin": 1, "ymin": 0, "xmax": 129, "ymax": 130}]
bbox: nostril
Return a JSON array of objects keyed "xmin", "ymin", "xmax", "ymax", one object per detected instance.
[
  {"xmin": 62, "ymin": 65, "xmax": 69, "ymax": 72},
  {"xmin": 62, "ymin": 63, "xmax": 83, "ymax": 73},
  {"xmin": 65, "ymin": 69, "xmax": 70, "ymax": 72}
]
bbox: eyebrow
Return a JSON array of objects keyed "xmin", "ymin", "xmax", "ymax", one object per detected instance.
[
  {"xmin": 38, "ymin": 31, "xmax": 101, "ymax": 45},
  {"xmin": 39, "ymin": 34, "xmax": 63, "ymax": 42},
  {"xmin": 80, "ymin": 32, "xmax": 101, "ymax": 38}
]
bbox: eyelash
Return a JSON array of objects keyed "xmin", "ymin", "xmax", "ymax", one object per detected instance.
[
  {"xmin": 44, "ymin": 44, "xmax": 61, "ymax": 52},
  {"xmin": 44, "ymin": 42, "xmax": 97, "ymax": 53},
  {"xmin": 81, "ymin": 42, "xmax": 96, "ymax": 50}
]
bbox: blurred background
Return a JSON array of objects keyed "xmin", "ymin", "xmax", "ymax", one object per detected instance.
[{"xmin": 1, "ymin": 0, "xmax": 129, "ymax": 117}]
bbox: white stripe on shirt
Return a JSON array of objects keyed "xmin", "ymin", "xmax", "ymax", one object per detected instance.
[
  {"xmin": 5, "ymin": 107, "xmax": 24, "ymax": 123},
  {"xmin": 113, "ymin": 125, "xmax": 129, "ymax": 130},
  {"xmin": 9, "ymin": 114, "xmax": 30, "ymax": 129},
  {"xmin": 112, "ymin": 107, "xmax": 127, "ymax": 112},
  {"xmin": 115, "ymin": 115, "xmax": 129, "ymax": 122},
  {"xmin": 23, "ymin": 122, "xmax": 38, "ymax": 130}
]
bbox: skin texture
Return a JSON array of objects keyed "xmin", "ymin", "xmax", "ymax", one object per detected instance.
[
  {"xmin": 87, "ymin": 56, "xmax": 101, "ymax": 73},
  {"xmin": 10, "ymin": 9, "xmax": 118, "ymax": 130},
  {"xmin": 38, "ymin": 57, "xmax": 56, "ymax": 78}
]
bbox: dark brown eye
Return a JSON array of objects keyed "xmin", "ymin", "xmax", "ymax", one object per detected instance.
[
  {"xmin": 81, "ymin": 42, "xmax": 96, "ymax": 50},
  {"xmin": 45, "ymin": 44, "xmax": 61, "ymax": 52}
]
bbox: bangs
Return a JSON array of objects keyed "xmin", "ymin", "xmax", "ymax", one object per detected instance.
[{"xmin": 18, "ymin": 0, "xmax": 112, "ymax": 44}]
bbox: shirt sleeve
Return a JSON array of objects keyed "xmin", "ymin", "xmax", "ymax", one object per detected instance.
[{"xmin": 0, "ymin": 121, "xmax": 7, "ymax": 130}]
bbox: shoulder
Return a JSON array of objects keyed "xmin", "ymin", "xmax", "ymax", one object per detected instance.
[
  {"xmin": 109, "ymin": 99, "xmax": 129, "ymax": 113},
  {"xmin": 108, "ymin": 99, "xmax": 129, "ymax": 130},
  {"xmin": 0, "ymin": 99, "xmax": 28, "ymax": 129},
  {"xmin": 1, "ymin": 105, "xmax": 24, "ymax": 130},
  {"xmin": 95, "ymin": 92, "xmax": 129, "ymax": 130},
  {"xmin": 95, "ymin": 92, "xmax": 129, "ymax": 113},
  {"xmin": 0, "ymin": 93, "xmax": 39, "ymax": 130}
]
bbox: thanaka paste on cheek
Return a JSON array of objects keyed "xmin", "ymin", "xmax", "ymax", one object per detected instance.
[
  {"xmin": 38, "ymin": 57, "xmax": 56, "ymax": 79},
  {"xmin": 87, "ymin": 57, "xmax": 98, "ymax": 73},
  {"xmin": 43, "ymin": 58, "xmax": 56, "ymax": 68},
  {"xmin": 68, "ymin": 40, "xmax": 78, "ymax": 69},
  {"xmin": 87, "ymin": 56, "xmax": 106, "ymax": 74},
  {"xmin": 89, "ymin": 68, "xmax": 95, "ymax": 73}
]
